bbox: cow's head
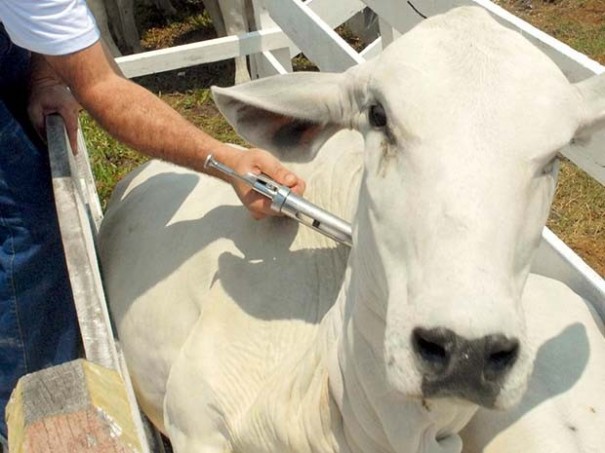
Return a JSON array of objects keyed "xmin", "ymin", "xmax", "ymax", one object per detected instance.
[{"xmin": 212, "ymin": 7, "xmax": 605, "ymax": 411}]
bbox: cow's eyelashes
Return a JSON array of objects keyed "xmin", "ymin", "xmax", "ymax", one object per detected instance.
[{"xmin": 369, "ymin": 104, "xmax": 387, "ymax": 128}]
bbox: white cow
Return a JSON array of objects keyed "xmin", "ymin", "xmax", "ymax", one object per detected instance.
[{"xmin": 98, "ymin": 7, "xmax": 605, "ymax": 453}]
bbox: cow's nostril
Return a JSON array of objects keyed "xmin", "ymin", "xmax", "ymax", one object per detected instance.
[
  {"xmin": 412, "ymin": 328, "xmax": 452, "ymax": 374},
  {"xmin": 484, "ymin": 337, "xmax": 519, "ymax": 380},
  {"xmin": 416, "ymin": 336, "xmax": 447, "ymax": 361}
]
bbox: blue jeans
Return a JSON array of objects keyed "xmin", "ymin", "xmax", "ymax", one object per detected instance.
[{"xmin": 0, "ymin": 29, "xmax": 80, "ymax": 441}]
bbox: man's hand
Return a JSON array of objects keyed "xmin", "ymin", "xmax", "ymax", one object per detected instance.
[
  {"xmin": 227, "ymin": 148, "xmax": 306, "ymax": 220},
  {"xmin": 28, "ymin": 54, "xmax": 82, "ymax": 153}
]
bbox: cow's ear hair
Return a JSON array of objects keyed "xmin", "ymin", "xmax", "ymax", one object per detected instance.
[
  {"xmin": 212, "ymin": 72, "xmax": 355, "ymax": 161},
  {"xmin": 574, "ymin": 72, "xmax": 605, "ymax": 141}
]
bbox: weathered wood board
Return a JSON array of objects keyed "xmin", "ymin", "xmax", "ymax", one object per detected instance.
[{"xmin": 6, "ymin": 360, "xmax": 142, "ymax": 453}]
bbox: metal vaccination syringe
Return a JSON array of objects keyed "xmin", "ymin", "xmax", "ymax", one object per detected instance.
[{"xmin": 204, "ymin": 155, "xmax": 353, "ymax": 247}]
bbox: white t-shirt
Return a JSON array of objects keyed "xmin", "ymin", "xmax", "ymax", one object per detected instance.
[{"xmin": 0, "ymin": 0, "xmax": 100, "ymax": 56}]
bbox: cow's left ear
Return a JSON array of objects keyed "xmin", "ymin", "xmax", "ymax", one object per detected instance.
[
  {"xmin": 211, "ymin": 70, "xmax": 362, "ymax": 161},
  {"xmin": 574, "ymin": 72, "xmax": 605, "ymax": 138}
]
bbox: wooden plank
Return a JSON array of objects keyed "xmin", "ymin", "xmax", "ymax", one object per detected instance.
[
  {"xmin": 249, "ymin": 0, "xmax": 367, "ymax": 71},
  {"xmin": 378, "ymin": 17, "xmax": 402, "ymax": 48},
  {"xmin": 360, "ymin": 36, "xmax": 382, "ymax": 60},
  {"xmin": 265, "ymin": 0, "xmax": 364, "ymax": 72},
  {"xmin": 533, "ymin": 228, "xmax": 605, "ymax": 321},
  {"xmin": 73, "ymin": 129, "xmax": 104, "ymax": 236},
  {"xmin": 6, "ymin": 360, "xmax": 143, "ymax": 453},
  {"xmin": 249, "ymin": 0, "xmax": 293, "ymax": 78},
  {"xmin": 361, "ymin": 0, "xmax": 426, "ymax": 34},
  {"xmin": 116, "ymin": 27, "xmax": 292, "ymax": 78},
  {"xmin": 47, "ymin": 116, "xmax": 155, "ymax": 452},
  {"xmin": 47, "ymin": 115, "xmax": 118, "ymax": 371},
  {"xmin": 305, "ymin": 0, "xmax": 366, "ymax": 29},
  {"xmin": 252, "ymin": 50, "xmax": 292, "ymax": 77}
]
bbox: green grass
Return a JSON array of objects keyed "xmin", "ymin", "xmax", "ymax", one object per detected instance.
[
  {"xmin": 551, "ymin": 20, "xmax": 605, "ymax": 61},
  {"xmin": 81, "ymin": 114, "xmax": 148, "ymax": 209}
]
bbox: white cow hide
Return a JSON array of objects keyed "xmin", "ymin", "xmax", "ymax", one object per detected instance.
[{"xmin": 99, "ymin": 7, "xmax": 605, "ymax": 453}]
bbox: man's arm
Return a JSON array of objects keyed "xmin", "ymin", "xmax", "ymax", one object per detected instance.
[{"xmin": 45, "ymin": 40, "xmax": 305, "ymax": 218}]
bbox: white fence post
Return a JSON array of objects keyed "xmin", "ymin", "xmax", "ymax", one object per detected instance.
[
  {"xmin": 378, "ymin": 17, "xmax": 402, "ymax": 48},
  {"xmin": 264, "ymin": 0, "xmax": 365, "ymax": 72},
  {"xmin": 250, "ymin": 0, "xmax": 293, "ymax": 78}
]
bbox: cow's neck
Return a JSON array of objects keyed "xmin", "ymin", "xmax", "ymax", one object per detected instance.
[
  {"xmin": 229, "ymin": 286, "xmax": 346, "ymax": 452},
  {"xmin": 232, "ymin": 249, "xmax": 474, "ymax": 453},
  {"xmin": 227, "ymin": 264, "xmax": 353, "ymax": 452},
  {"xmin": 322, "ymin": 249, "xmax": 477, "ymax": 453}
]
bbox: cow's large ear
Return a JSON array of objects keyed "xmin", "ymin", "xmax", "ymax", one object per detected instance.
[
  {"xmin": 212, "ymin": 71, "xmax": 359, "ymax": 161},
  {"xmin": 574, "ymin": 72, "xmax": 605, "ymax": 139}
]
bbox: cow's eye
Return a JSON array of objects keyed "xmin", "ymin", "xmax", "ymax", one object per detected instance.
[{"xmin": 369, "ymin": 104, "xmax": 387, "ymax": 128}]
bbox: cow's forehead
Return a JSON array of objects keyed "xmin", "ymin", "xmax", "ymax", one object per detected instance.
[
  {"xmin": 366, "ymin": 7, "xmax": 580, "ymax": 153},
  {"xmin": 375, "ymin": 7, "xmax": 565, "ymax": 81}
]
